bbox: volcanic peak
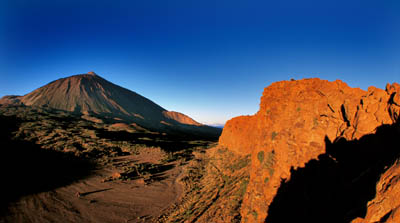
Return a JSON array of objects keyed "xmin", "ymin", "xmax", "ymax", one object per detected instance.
[{"xmin": 0, "ymin": 72, "xmax": 221, "ymax": 137}]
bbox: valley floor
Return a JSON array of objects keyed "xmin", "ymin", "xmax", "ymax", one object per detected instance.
[
  {"xmin": 2, "ymin": 154, "xmax": 183, "ymax": 223},
  {"xmin": 0, "ymin": 105, "xmax": 247, "ymax": 223},
  {"xmin": 0, "ymin": 105, "xmax": 219, "ymax": 223}
]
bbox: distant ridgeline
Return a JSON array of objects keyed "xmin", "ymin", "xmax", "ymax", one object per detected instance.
[{"xmin": 0, "ymin": 72, "xmax": 221, "ymax": 138}]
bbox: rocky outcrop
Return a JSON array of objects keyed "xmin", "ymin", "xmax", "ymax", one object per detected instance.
[{"xmin": 218, "ymin": 78, "xmax": 400, "ymax": 222}]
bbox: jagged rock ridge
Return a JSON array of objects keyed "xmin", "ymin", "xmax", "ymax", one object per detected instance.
[{"xmin": 218, "ymin": 78, "xmax": 400, "ymax": 222}]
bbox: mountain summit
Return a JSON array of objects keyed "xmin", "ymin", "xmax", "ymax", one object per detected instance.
[
  {"xmin": 20, "ymin": 72, "xmax": 165, "ymax": 120},
  {"xmin": 1, "ymin": 72, "xmax": 219, "ymax": 136}
]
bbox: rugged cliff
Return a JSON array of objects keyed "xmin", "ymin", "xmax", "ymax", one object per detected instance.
[{"xmin": 219, "ymin": 78, "xmax": 400, "ymax": 222}]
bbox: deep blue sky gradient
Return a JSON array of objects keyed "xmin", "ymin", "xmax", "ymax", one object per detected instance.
[{"xmin": 1, "ymin": 0, "xmax": 399, "ymax": 124}]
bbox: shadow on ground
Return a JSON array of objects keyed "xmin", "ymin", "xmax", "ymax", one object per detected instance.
[
  {"xmin": 0, "ymin": 115, "xmax": 94, "ymax": 216},
  {"xmin": 266, "ymin": 122, "xmax": 400, "ymax": 223},
  {"xmin": 96, "ymin": 128, "xmax": 211, "ymax": 152}
]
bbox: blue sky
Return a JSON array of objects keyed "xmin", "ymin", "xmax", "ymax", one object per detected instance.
[{"xmin": 1, "ymin": 0, "xmax": 399, "ymax": 125}]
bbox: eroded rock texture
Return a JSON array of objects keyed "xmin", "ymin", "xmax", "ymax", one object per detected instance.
[{"xmin": 219, "ymin": 78, "xmax": 400, "ymax": 222}]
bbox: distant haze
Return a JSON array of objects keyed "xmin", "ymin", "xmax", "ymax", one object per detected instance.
[
  {"xmin": 1, "ymin": 0, "xmax": 399, "ymax": 124},
  {"xmin": 208, "ymin": 124, "xmax": 225, "ymax": 129}
]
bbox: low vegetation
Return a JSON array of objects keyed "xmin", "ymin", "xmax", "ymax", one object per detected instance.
[
  {"xmin": 0, "ymin": 104, "xmax": 218, "ymax": 211},
  {"xmin": 1, "ymin": 105, "xmax": 210, "ymax": 160},
  {"xmin": 159, "ymin": 147, "xmax": 251, "ymax": 223}
]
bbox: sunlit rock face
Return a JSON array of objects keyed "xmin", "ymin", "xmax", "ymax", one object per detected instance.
[{"xmin": 219, "ymin": 78, "xmax": 400, "ymax": 222}]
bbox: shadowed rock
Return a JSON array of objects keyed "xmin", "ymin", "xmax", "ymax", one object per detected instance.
[
  {"xmin": 218, "ymin": 78, "xmax": 400, "ymax": 222},
  {"xmin": 266, "ymin": 123, "xmax": 400, "ymax": 223}
]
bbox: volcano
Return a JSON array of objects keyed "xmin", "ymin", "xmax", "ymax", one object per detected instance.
[{"xmin": 1, "ymin": 72, "xmax": 220, "ymax": 137}]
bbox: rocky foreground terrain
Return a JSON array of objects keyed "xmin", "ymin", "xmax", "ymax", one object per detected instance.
[{"xmin": 0, "ymin": 104, "xmax": 218, "ymax": 222}]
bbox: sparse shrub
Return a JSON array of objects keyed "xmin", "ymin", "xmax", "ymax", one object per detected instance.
[
  {"xmin": 264, "ymin": 177, "xmax": 269, "ymax": 183},
  {"xmin": 237, "ymin": 178, "xmax": 249, "ymax": 197},
  {"xmin": 251, "ymin": 210, "xmax": 258, "ymax": 219},
  {"xmin": 263, "ymin": 150, "xmax": 276, "ymax": 177},
  {"xmin": 271, "ymin": 131, "xmax": 278, "ymax": 140},
  {"xmin": 257, "ymin": 151, "xmax": 264, "ymax": 163},
  {"xmin": 184, "ymin": 208, "xmax": 193, "ymax": 218},
  {"xmin": 268, "ymin": 167, "xmax": 275, "ymax": 176},
  {"xmin": 230, "ymin": 155, "xmax": 250, "ymax": 171},
  {"xmin": 296, "ymin": 107, "xmax": 301, "ymax": 112},
  {"xmin": 222, "ymin": 174, "xmax": 231, "ymax": 184},
  {"xmin": 264, "ymin": 151, "xmax": 275, "ymax": 168},
  {"xmin": 162, "ymin": 152, "xmax": 174, "ymax": 163},
  {"xmin": 217, "ymin": 148, "xmax": 226, "ymax": 153},
  {"xmin": 313, "ymin": 117, "xmax": 318, "ymax": 127}
]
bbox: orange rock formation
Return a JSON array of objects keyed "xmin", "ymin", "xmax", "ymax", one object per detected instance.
[{"xmin": 219, "ymin": 78, "xmax": 400, "ymax": 222}]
